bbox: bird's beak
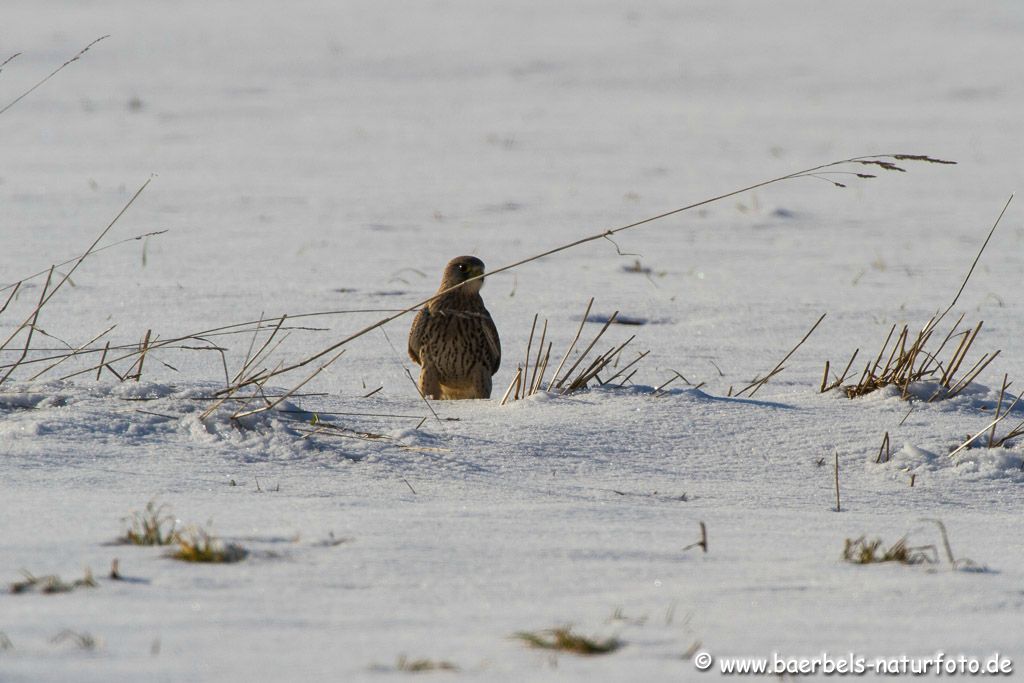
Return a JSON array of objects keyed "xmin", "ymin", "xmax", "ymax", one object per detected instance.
[{"xmin": 468, "ymin": 265, "xmax": 485, "ymax": 279}]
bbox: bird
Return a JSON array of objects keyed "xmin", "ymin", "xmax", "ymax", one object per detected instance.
[{"xmin": 408, "ymin": 256, "xmax": 501, "ymax": 399}]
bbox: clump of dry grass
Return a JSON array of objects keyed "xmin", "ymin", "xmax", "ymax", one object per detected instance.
[
  {"xmin": 822, "ymin": 196, "xmax": 1011, "ymax": 402},
  {"xmin": 119, "ymin": 500, "xmax": 179, "ymax": 546},
  {"xmin": 395, "ymin": 655, "xmax": 459, "ymax": 672},
  {"xmin": 501, "ymin": 298, "xmax": 647, "ymax": 404},
  {"xmin": 171, "ymin": 527, "xmax": 248, "ymax": 564},
  {"xmin": 50, "ymin": 629, "xmax": 99, "ymax": 650},
  {"xmin": 821, "ymin": 314, "xmax": 998, "ymax": 401},
  {"xmin": 515, "ymin": 626, "xmax": 622, "ymax": 655},
  {"xmin": 10, "ymin": 568, "xmax": 97, "ymax": 594},
  {"xmin": 843, "ymin": 520, "xmax": 984, "ymax": 571},
  {"xmin": 842, "ymin": 536, "xmax": 934, "ymax": 565}
]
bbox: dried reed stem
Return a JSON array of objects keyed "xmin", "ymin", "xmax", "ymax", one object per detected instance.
[
  {"xmin": 521, "ymin": 314, "xmax": 538, "ymax": 401},
  {"xmin": 500, "ymin": 367, "xmax": 523, "ymax": 406},
  {"xmin": 528, "ymin": 319, "xmax": 547, "ymax": 395},
  {"xmin": 555, "ymin": 312, "xmax": 619, "ymax": 390},
  {"xmin": 30, "ymin": 324, "xmax": 115, "ymax": 381},
  {"xmin": 875, "ymin": 431, "xmax": 891, "ymax": 464},
  {"xmin": 735, "ymin": 313, "xmax": 826, "ymax": 397},
  {"xmin": 0, "ymin": 36, "xmax": 108, "ymax": 117},
  {"xmin": 0, "ymin": 267, "xmax": 53, "ymax": 384},
  {"xmin": 548, "ymin": 298, "xmax": 594, "ymax": 391},
  {"xmin": 834, "ymin": 450, "xmax": 841, "ymax": 512},
  {"xmin": 0, "ymin": 177, "xmax": 152, "ymax": 380},
  {"xmin": 948, "ymin": 390, "xmax": 1024, "ymax": 459},
  {"xmin": 989, "ymin": 375, "xmax": 1009, "ymax": 447}
]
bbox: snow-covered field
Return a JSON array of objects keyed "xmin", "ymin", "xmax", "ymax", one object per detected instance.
[{"xmin": 2, "ymin": 1, "xmax": 1023, "ymax": 680}]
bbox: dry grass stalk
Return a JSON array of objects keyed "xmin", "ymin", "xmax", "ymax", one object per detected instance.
[
  {"xmin": 29, "ymin": 324, "xmax": 116, "ymax": 381},
  {"xmin": 0, "ymin": 267, "xmax": 54, "ymax": 384},
  {"xmin": 0, "ymin": 179, "xmax": 153, "ymax": 385},
  {"xmin": 604, "ymin": 350, "xmax": 649, "ymax": 386},
  {"xmin": 499, "ymin": 367, "xmax": 522, "ymax": 406},
  {"xmin": 521, "ymin": 313, "xmax": 538, "ymax": 400},
  {"xmin": 948, "ymin": 387, "xmax": 1024, "ymax": 458},
  {"xmin": 0, "ymin": 282, "xmax": 21, "ymax": 317},
  {"xmin": 125, "ymin": 328, "xmax": 152, "ymax": 381},
  {"xmin": 983, "ymin": 375, "xmax": 1024, "ymax": 448},
  {"xmin": 294, "ymin": 421, "xmax": 390, "ymax": 443},
  {"xmin": 547, "ymin": 297, "xmax": 594, "ymax": 390},
  {"xmin": 231, "ymin": 348, "xmax": 345, "ymax": 421},
  {"xmin": 875, "ymin": 431, "xmax": 891, "ymax": 464},
  {"xmin": 562, "ymin": 333, "xmax": 636, "ymax": 394},
  {"xmin": 531, "ymin": 342, "xmax": 553, "ymax": 394},
  {"xmin": 0, "ymin": 35, "xmax": 108, "ymax": 117},
  {"xmin": 734, "ymin": 313, "xmax": 826, "ymax": 398},
  {"xmin": 833, "ymin": 450, "xmax": 841, "ymax": 512},
  {"xmin": 502, "ymin": 301, "xmax": 645, "ymax": 403},
  {"xmin": 682, "ymin": 521, "xmax": 708, "ymax": 553},
  {"xmin": 553, "ymin": 310, "xmax": 620, "ymax": 388},
  {"xmin": 529, "ymin": 319, "xmax": 549, "ymax": 395},
  {"xmin": 22, "ymin": 322, "xmax": 307, "ymax": 384},
  {"xmin": 653, "ymin": 369, "xmax": 704, "ymax": 396},
  {"xmin": 0, "ymin": 230, "xmax": 167, "ymax": 305},
  {"xmin": 921, "ymin": 518, "xmax": 983, "ymax": 570}
]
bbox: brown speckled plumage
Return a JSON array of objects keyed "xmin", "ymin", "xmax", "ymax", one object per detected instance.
[{"xmin": 408, "ymin": 256, "xmax": 501, "ymax": 400}]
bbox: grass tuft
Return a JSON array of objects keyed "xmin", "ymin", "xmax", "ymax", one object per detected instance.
[
  {"xmin": 395, "ymin": 655, "xmax": 459, "ymax": 672},
  {"xmin": 10, "ymin": 568, "xmax": 97, "ymax": 594},
  {"xmin": 171, "ymin": 527, "xmax": 248, "ymax": 564},
  {"xmin": 822, "ymin": 315, "xmax": 998, "ymax": 401},
  {"xmin": 501, "ymin": 298, "xmax": 646, "ymax": 404},
  {"xmin": 824, "ymin": 197, "xmax": 1011, "ymax": 401},
  {"xmin": 515, "ymin": 626, "xmax": 622, "ymax": 655},
  {"xmin": 843, "ymin": 521, "xmax": 985, "ymax": 571},
  {"xmin": 119, "ymin": 500, "xmax": 179, "ymax": 546},
  {"xmin": 842, "ymin": 536, "xmax": 934, "ymax": 565},
  {"xmin": 50, "ymin": 629, "xmax": 98, "ymax": 650}
]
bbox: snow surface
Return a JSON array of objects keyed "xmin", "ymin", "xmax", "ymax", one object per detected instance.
[{"xmin": 2, "ymin": 1, "xmax": 1024, "ymax": 681}]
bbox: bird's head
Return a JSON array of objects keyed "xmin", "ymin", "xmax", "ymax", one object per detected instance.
[{"xmin": 441, "ymin": 255, "xmax": 486, "ymax": 295}]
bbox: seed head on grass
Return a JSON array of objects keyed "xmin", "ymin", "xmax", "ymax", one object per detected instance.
[
  {"xmin": 171, "ymin": 527, "xmax": 247, "ymax": 564},
  {"xmin": 515, "ymin": 626, "xmax": 622, "ymax": 655}
]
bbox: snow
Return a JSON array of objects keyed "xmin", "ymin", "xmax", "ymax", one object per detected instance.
[{"xmin": 2, "ymin": 1, "xmax": 1024, "ymax": 681}]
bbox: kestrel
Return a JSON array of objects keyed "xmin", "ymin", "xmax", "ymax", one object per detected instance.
[{"xmin": 408, "ymin": 256, "xmax": 501, "ymax": 399}]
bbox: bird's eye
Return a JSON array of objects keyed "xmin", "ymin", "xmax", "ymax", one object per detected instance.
[{"xmin": 457, "ymin": 264, "xmax": 467, "ymax": 273}]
